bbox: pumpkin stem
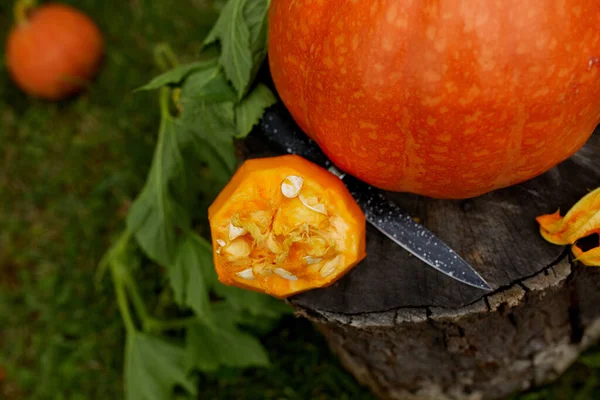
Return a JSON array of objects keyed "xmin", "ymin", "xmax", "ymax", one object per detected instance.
[{"xmin": 14, "ymin": 0, "xmax": 38, "ymax": 25}]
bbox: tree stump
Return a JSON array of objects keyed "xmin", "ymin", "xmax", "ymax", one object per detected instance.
[{"xmin": 248, "ymin": 102, "xmax": 600, "ymax": 400}]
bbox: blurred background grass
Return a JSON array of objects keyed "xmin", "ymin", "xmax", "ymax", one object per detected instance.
[{"xmin": 1, "ymin": 1, "xmax": 600, "ymax": 399}]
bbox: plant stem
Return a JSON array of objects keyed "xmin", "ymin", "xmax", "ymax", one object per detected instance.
[
  {"xmin": 123, "ymin": 274, "xmax": 152, "ymax": 331},
  {"xmin": 111, "ymin": 266, "xmax": 136, "ymax": 334},
  {"xmin": 159, "ymin": 86, "xmax": 171, "ymax": 120},
  {"xmin": 96, "ymin": 230, "xmax": 131, "ymax": 288},
  {"xmin": 153, "ymin": 43, "xmax": 179, "ymax": 72},
  {"xmin": 14, "ymin": 0, "xmax": 37, "ymax": 25},
  {"xmin": 103, "ymin": 230, "xmax": 191, "ymax": 334}
]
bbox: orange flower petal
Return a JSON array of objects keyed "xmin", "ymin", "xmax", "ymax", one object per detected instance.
[
  {"xmin": 536, "ymin": 210, "xmax": 566, "ymax": 244},
  {"xmin": 537, "ymin": 188, "xmax": 600, "ymax": 245},
  {"xmin": 573, "ymin": 244, "xmax": 600, "ymax": 267}
]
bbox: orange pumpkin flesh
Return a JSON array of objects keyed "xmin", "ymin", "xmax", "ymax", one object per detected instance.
[
  {"xmin": 6, "ymin": 3, "xmax": 104, "ymax": 100},
  {"xmin": 208, "ymin": 155, "xmax": 366, "ymax": 298},
  {"xmin": 268, "ymin": 0, "xmax": 600, "ymax": 199}
]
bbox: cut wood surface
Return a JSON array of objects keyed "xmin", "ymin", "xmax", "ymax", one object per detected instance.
[{"xmin": 246, "ymin": 102, "xmax": 600, "ymax": 400}]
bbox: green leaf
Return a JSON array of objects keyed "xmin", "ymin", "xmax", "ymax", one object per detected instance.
[
  {"xmin": 185, "ymin": 307, "xmax": 270, "ymax": 373},
  {"xmin": 127, "ymin": 0, "xmax": 274, "ymax": 266},
  {"xmin": 127, "ymin": 86, "xmax": 241, "ymax": 266},
  {"xmin": 574, "ymin": 374, "xmax": 598, "ymax": 400},
  {"xmin": 204, "ymin": 0, "xmax": 270, "ymax": 97},
  {"xmin": 231, "ymin": 309, "xmax": 284, "ymax": 336},
  {"xmin": 125, "ymin": 332, "xmax": 196, "ymax": 400},
  {"xmin": 126, "ymin": 179, "xmax": 188, "ymax": 267},
  {"xmin": 180, "ymin": 98, "xmax": 238, "ymax": 185},
  {"xmin": 169, "ymin": 233, "xmax": 217, "ymax": 320},
  {"xmin": 195, "ymin": 102, "xmax": 237, "ymax": 174},
  {"xmin": 580, "ymin": 353, "xmax": 600, "ymax": 368},
  {"xmin": 235, "ymin": 83, "xmax": 276, "ymax": 138},
  {"xmin": 135, "ymin": 58, "xmax": 218, "ymax": 92},
  {"xmin": 181, "ymin": 67, "xmax": 237, "ymax": 103},
  {"xmin": 126, "ymin": 99, "xmax": 191, "ymax": 266},
  {"xmin": 243, "ymin": 0, "xmax": 270, "ymax": 58},
  {"xmin": 214, "ymin": 284, "xmax": 293, "ymax": 320}
]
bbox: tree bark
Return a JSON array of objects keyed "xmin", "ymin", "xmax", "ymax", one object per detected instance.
[
  {"xmin": 249, "ymin": 102, "xmax": 600, "ymax": 400},
  {"xmin": 295, "ymin": 260, "xmax": 600, "ymax": 400}
]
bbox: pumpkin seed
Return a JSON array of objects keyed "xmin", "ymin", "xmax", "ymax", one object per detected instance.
[
  {"xmin": 303, "ymin": 256, "xmax": 322, "ymax": 264},
  {"xmin": 299, "ymin": 194, "xmax": 327, "ymax": 215},
  {"xmin": 228, "ymin": 222, "xmax": 246, "ymax": 241},
  {"xmin": 274, "ymin": 267, "xmax": 298, "ymax": 281},
  {"xmin": 254, "ymin": 265, "xmax": 273, "ymax": 277},
  {"xmin": 216, "ymin": 239, "xmax": 226, "ymax": 254},
  {"xmin": 281, "ymin": 175, "xmax": 304, "ymax": 198},
  {"xmin": 235, "ymin": 268, "xmax": 255, "ymax": 280},
  {"xmin": 266, "ymin": 232, "xmax": 282, "ymax": 253},
  {"xmin": 224, "ymin": 238, "xmax": 251, "ymax": 259},
  {"xmin": 320, "ymin": 255, "xmax": 340, "ymax": 277},
  {"xmin": 307, "ymin": 236, "xmax": 329, "ymax": 257}
]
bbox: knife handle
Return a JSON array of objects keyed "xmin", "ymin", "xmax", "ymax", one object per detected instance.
[{"xmin": 259, "ymin": 105, "xmax": 331, "ymax": 168}]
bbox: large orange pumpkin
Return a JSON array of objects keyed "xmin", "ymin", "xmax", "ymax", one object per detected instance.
[
  {"xmin": 268, "ymin": 0, "xmax": 600, "ymax": 199},
  {"xmin": 6, "ymin": 2, "xmax": 104, "ymax": 100}
]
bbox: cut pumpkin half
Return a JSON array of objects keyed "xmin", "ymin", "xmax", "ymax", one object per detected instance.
[{"xmin": 208, "ymin": 155, "xmax": 366, "ymax": 298}]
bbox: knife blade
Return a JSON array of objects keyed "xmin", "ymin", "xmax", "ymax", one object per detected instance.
[{"xmin": 257, "ymin": 105, "xmax": 492, "ymax": 291}]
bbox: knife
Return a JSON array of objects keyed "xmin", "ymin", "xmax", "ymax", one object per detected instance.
[{"xmin": 257, "ymin": 104, "xmax": 492, "ymax": 292}]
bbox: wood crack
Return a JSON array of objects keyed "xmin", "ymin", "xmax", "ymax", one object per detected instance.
[{"xmin": 294, "ymin": 246, "xmax": 571, "ymax": 322}]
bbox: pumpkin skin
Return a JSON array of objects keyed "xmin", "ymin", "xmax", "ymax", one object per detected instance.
[
  {"xmin": 6, "ymin": 3, "xmax": 104, "ymax": 100},
  {"xmin": 268, "ymin": 0, "xmax": 600, "ymax": 199},
  {"xmin": 208, "ymin": 155, "xmax": 366, "ymax": 298}
]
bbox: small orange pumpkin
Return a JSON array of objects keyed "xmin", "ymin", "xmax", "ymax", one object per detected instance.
[
  {"xmin": 208, "ymin": 155, "xmax": 366, "ymax": 298},
  {"xmin": 6, "ymin": 1, "xmax": 104, "ymax": 100}
]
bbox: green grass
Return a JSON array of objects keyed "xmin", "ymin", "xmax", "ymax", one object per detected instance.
[
  {"xmin": 1, "ymin": 1, "xmax": 600, "ymax": 399},
  {"xmin": 0, "ymin": 1, "xmax": 215, "ymax": 398}
]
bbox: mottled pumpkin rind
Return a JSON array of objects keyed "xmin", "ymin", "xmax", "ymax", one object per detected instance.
[{"xmin": 268, "ymin": 0, "xmax": 600, "ymax": 199}]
